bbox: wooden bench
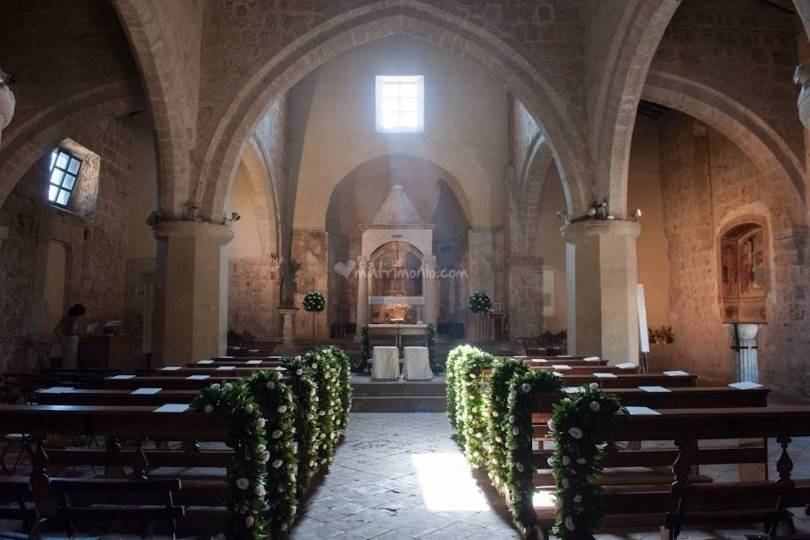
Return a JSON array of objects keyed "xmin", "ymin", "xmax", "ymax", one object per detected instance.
[
  {"xmin": 532, "ymin": 406, "xmax": 810, "ymax": 538},
  {"xmin": 34, "ymin": 388, "xmax": 200, "ymax": 406}
]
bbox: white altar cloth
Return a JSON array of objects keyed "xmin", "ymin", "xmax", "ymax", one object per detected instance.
[
  {"xmin": 403, "ymin": 346, "xmax": 433, "ymax": 381},
  {"xmin": 372, "ymin": 346, "xmax": 400, "ymax": 380}
]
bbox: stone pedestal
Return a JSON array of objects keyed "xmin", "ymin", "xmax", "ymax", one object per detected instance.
[
  {"xmin": 0, "ymin": 81, "xmax": 15, "ymax": 152},
  {"xmin": 728, "ymin": 323, "xmax": 759, "ymax": 383},
  {"xmin": 275, "ymin": 308, "xmax": 298, "ymax": 354},
  {"xmin": 562, "ymin": 219, "xmax": 641, "ymax": 363},
  {"xmin": 151, "ymin": 221, "xmax": 233, "ymax": 366}
]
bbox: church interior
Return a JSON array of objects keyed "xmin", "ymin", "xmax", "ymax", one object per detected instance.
[{"xmin": 2, "ymin": 0, "xmax": 810, "ymax": 538}]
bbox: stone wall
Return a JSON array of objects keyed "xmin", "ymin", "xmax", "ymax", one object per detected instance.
[
  {"xmin": 0, "ymin": 116, "xmax": 133, "ymax": 370},
  {"xmin": 658, "ymin": 111, "xmax": 810, "ymax": 395}
]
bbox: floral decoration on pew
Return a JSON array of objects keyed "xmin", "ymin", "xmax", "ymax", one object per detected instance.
[
  {"xmin": 322, "ymin": 345, "xmax": 353, "ymax": 433},
  {"xmin": 486, "ymin": 357, "xmax": 531, "ymax": 491},
  {"xmin": 302, "ymin": 348, "xmax": 344, "ymax": 470},
  {"xmin": 548, "ymin": 384, "xmax": 624, "ymax": 539},
  {"xmin": 454, "ymin": 348, "xmax": 495, "ymax": 467},
  {"xmin": 246, "ymin": 370, "xmax": 298, "ymax": 536},
  {"xmin": 505, "ymin": 368, "xmax": 564, "ymax": 536},
  {"xmin": 446, "ymin": 345, "xmax": 478, "ymax": 432},
  {"xmin": 192, "ymin": 381, "xmax": 269, "ymax": 540},
  {"xmin": 281, "ymin": 356, "xmax": 321, "ymax": 496}
]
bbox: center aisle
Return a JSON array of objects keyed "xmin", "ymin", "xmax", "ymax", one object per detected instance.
[{"xmin": 291, "ymin": 413, "xmax": 520, "ymax": 539}]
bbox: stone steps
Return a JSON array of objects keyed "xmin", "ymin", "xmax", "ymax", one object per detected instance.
[{"xmin": 351, "ymin": 395, "xmax": 446, "ymax": 413}]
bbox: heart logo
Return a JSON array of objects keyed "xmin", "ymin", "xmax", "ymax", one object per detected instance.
[{"xmin": 334, "ymin": 260, "xmax": 356, "ymax": 278}]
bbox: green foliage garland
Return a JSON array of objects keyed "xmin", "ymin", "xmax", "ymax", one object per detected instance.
[
  {"xmin": 549, "ymin": 385, "xmax": 624, "ymax": 539},
  {"xmin": 505, "ymin": 369, "xmax": 564, "ymax": 536},
  {"xmin": 468, "ymin": 290, "xmax": 492, "ymax": 313},
  {"xmin": 486, "ymin": 357, "xmax": 531, "ymax": 490},
  {"xmin": 321, "ymin": 345, "xmax": 353, "ymax": 433},
  {"xmin": 302, "ymin": 291, "xmax": 325, "ymax": 313},
  {"xmin": 457, "ymin": 348, "xmax": 495, "ymax": 467},
  {"xmin": 246, "ymin": 370, "xmax": 298, "ymax": 536},
  {"xmin": 192, "ymin": 381, "xmax": 269, "ymax": 539},
  {"xmin": 280, "ymin": 356, "xmax": 320, "ymax": 496},
  {"xmin": 446, "ymin": 345, "xmax": 477, "ymax": 434},
  {"xmin": 302, "ymin": 348, "xmax": 341, "ymax": 469}
]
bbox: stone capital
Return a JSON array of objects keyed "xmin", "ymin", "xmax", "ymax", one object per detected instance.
[
  {"xmin": 561, "ymin": 219, "xmax": 641, "ymax": 243},
  {"xmin": 153, "ymin": 220, "xmax": 234, "ymax": 245}
]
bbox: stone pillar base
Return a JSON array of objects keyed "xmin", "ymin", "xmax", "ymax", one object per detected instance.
[{"xmin": 274, "ymin": 308, "xmax": 299, "ymax": 354}]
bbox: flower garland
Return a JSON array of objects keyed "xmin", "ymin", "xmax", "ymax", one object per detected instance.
[
  {"xmin": 468, "ymin": 290, "xmax": 492, "ymax": 313},
  {"xmin": 446, "ymin": 344, "xmax": 478, "ymax": 434},
  {"xmin": 321, "ymin": 345, "xmax": 352, "ymax": 433},
  {"xmin": 302, "ymin": 348, "xmax": 341, "ymax": 469},
  {"xmin": 549, "ymin": 385, "xmax": 624, "ymax": 539},
  {"xmin": 505, "ymin": 369, "xmax": 563, "ymax": 536},
  {"xmin": 302, "ymin": 291, "xmax": 325, "ymax": 313},
  {"xmin": 246, "ymin": 370, "xmax": 298, "ymax": 536},
  {"xmin": 192, "ymin": 381, "xmax": 269, "ymax": 539},
  {"xmin": 458, "ymin": 348, "xmax": 495, "ymax": 468},
  {"xmin": 486, "ymin": 357, "xmax": 531, "ymax": 491},
  {"xmin": 280, "ymin": 356, "xmax": 320, "ymax": 496}
]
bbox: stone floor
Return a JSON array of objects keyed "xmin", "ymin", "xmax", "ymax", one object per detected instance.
[{"xmin": 292, "ymin": 412, "xmax": 810, "ymax": 540}]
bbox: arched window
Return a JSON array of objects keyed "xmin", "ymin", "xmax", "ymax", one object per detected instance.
[{"xmin": 719, "ymin": 222, "xmax": 768, "ymax": 323}]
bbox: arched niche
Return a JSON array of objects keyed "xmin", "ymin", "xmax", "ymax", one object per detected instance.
[
  {"xmin": 368, "ymin": 241, "xmax": 424, "ymax": 324},
  {"xmin": 719, "ymin": 220, "xmax": 769, "ymax": 323}
]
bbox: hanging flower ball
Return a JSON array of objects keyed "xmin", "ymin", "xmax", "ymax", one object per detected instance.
[
  {"xmin": 468, "ymin": 291, "xmax": 492, "ymax": 313},
  {"xmin": 302, "ymin": 291, "xmax": 326, "ymax": 313},
  {"xmin": 568, "ymin": 426, "xmax": 584, "ymax": 440},
  {"xmin": 236, "ymin": 478, "xmax": 250, "ymax": 490}
]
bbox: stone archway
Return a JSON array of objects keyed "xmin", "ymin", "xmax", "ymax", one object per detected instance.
[
  {"xmin": 195, "ymin": 1, "xmax": 592, "ymax": 222},
  {"xmin": 0, "ymin": 80, "xmax": 144, "ymax": 210},
  {"xmin": 643, "ymin": 70, "xmax": 807, "ymax": 219}
]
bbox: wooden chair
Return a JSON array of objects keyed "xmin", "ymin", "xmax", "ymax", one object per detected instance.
[
  {"xmin": 0, "ymin": 477, "xmax": 39, "ymax": 537},
  {"xmin": 50, "ymin": 477, "xmax": 184, "ymax": 539}
]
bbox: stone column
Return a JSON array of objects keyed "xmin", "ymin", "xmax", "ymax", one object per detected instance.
[
  {"xmin": 152, "ymin": 220, "xmax": 233, "ymax": 366},
  {"xmin": 0, "ymin": 78, "xmax": 15, "ymax": 152},
  {"xmin": 562, "ymin": 220, "xmax": 641, "ymax": 363},
  {"xmin": 355, "ymin": 256, "xmax": 369, "ymax": 339},
  {"xmin": 422, "ymin": 255, "xmax": 437, "ymax": 326}
]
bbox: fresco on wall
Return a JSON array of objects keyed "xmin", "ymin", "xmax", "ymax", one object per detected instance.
[{"xmin": 720, "ymin": 224, "xmax": 767, "ymax": 323}]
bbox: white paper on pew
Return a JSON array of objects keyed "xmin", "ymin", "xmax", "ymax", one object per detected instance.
[
  {"xmin": 216, "ymin": 365, "xmax": 236, "ymax": 371},
  {"xmin": 154, "ymin": 403, "xmax": 189, "ymax": 413},
  {"xmin": 531, "ymin": 359, "xmax": 548, "ymax": 363},
  {"xmin": 626, "ymin": 406, "xmax": 660, "ymax": 416},
  {"xmin": 550, "ymin": 371, "xmax": 563, "ymax": 377},
  {"xmin": 40, "ymin": 386, "xmax": 76, "ymax": 393},
  {"xmin": 616, "ymin": 362, "xmax": 637, "ymax": 369},
  {"xmin": 186, "ymin": 375, "xmax": 210, "ymax": 380},
  {"xmin": 553, "ymin": 365, "xmax": 571, "ymax": 370},
  {"xmin": 161, "ymin": 366, "xmax": 181, "ymax": 371},
  {"xmin": 131, "ymin": 387, "xmax": 162, "ymax": 395},
  {"xmin": 663, "ymin": 370, "xmax": 689, "ymax": 376},
  {"xmin": 109, "ymin": 374, "xmax": 136, "ymax": 380},
  {"xmin": 563, "ymin": 387, "xmax": 582, "ymax": 394},
  {"xmin": 197, "ymin": 360, "xmax": 214, "ymax": 365},
  {"xmin": 593, "ymin": 372, "xmax": 617, "ymax": 378},
  {"xmin": 728, "ymin": 381, "xmax": 763, "ymax": 390},
  {"xmin": 247, "ymin": 360, "xmax": 263, "ymax": 365},
  {"xmin": 639, "ymin": 386, "xmax": 671, "ymax": 393},
  {"xmin": 584, "ymin": 356, "xmax": 601, "ymax": 362},
  {"xmin": 558, "ymin": 355, "xmax": 572, "ymax": 358}
]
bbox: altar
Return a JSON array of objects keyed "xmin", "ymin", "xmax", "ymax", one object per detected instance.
[{"xmin": 367, "ymin": 323, "xmax": 429, "ymax": 349}]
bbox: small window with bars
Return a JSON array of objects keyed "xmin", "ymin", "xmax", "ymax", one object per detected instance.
[{"xmin": 48, "ymin": 148, "xmax": 82, "ymax": 208}]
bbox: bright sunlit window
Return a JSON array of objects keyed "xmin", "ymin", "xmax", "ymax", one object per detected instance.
[
  {"xmin": 48, "ymin": 148, "xmax": 82, "ymax": 208},
  {"xmin": 375, "ymin": 75, "xmax": 424, "ymax": 133}
]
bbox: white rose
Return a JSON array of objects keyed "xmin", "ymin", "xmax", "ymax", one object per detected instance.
[
  {"xmin": 515, "ymin": 462, "xmax": 524, "ymax": 472},
  {"xmin": 512, "ymin": 427, "xmax": 519, "ymax": 435},
  {"xmin": 204, "ymin": 404, "xmax": 214, "ymax": 414},
  {"xmin": 547, "ymin": 420, "xmax": 556, "ymax": 432},
  {"xmin": 245, "ymin": 404, "xmax": 254, "ymax": 413},
  {"xmin": 210, "ymin": 383, "xmax": 221, "ymax": 391},
  {"xmin": 589, "ymin": 382, "xmax": 599, "ymax": 390},
  {"xmin": 565, "ymin": 516, "xmax": 575, "ymax": 531},
  {"xmin": 576, "ymin": 457, "xmax": 586, "ymax": 464},
  {"xmin": 266, "ymin": 381, "xmax": 275, "ymax": 389},
  {"xmin": 245, "ymin": 516, "xmax": 255, "ymax": 528},
  {"xmin": 312, "ymin": 364, "xmax": 318, "ymax": 369},
  {"xmin": 561, "ymin": 478, "xmax": 570, "ymax": 489},
  {"xmin": 310, "ymin": 388, "xmax": 317, "ymax": 397},
  {"xmin": 272, "ymin": 429, "xmax": 283, "ymax": 439},
  {"xmin": 297, "ymin": 369, "xmax": 303, "ymax": 376},
  {"xmin": 254, "ymin": 485, "xmax": 266, "ymax": 497},
  {"xmin": 508, "ymin": 415, "xmax": 515, "ymax": 424},
  {"xmin": 236, "ymin": 478, "xmax": 250, "ymax": 490},
  {"xmin": 224, "ymin": 383, "xmax": 233, "ymax": 391},
  {"xmin": 291, "ymin": 505, "xmax": 297, "ymax": 514},
  {"xmin": 257, "ymin": 444, "xmax": 266, "ymax": 452},
  {"xmin": 277, "ymin": 404, "xmax": 288, "ymax": 413},
  {"xmin": 521, "ymin": 383, "xmax": 531, "ymax": 393},
  {"xmin": 257, "ymin": 418, "xmax": 266, "ymax": 428},
  {"xmin": 568, "ymin": 427, "xmax": 584, "ymax": 440},
  {"xmin": 562, "ymin": 455, "xmax": 570, "ymax": 466},
  {"xmin": 547, "ymin": 457, "xmax": 556, "ymax": 467},
  {"xmin": 589, "ymin": 401, "xmax": 601, "ymax": 412},
  {"xmin": 272, "ymin": 459, "xmax": 283, "ymax": 469},
  {"xmin": 573, "ymin": 494, "xmax": 582, "ymax": 503},
  {"xmin": 492, "ymin": 410, "xmax": 499, "ymax": 418}
]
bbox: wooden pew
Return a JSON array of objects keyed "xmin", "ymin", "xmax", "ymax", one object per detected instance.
[
  {"xmin": 532, "ymin": 406, "xmax": 810, "ymax": 538},
  {"xmin": 524, "ymin": 357, "xmax": 609, "ymax": 367},
  {"xmin": 34, "ymin": 387, "xmax": 199, "ymax": 406},
  {"xmin": 531, "ymin": 364, "xmax": 639, "ymax": 375},
  {"xmin": 154, "ymin": 365, "xmax": 280, "ymax": 377},
  {"xmin": 187, "ymin": 359, "xmax": 281, "ymax": 367},
  {"xmin": 103, "ymin": 375, "xmax": 241, "ymax": 390},
  {"xmin": 556, "ymin": 372, "xmax": 697, "ymax": 388}
]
